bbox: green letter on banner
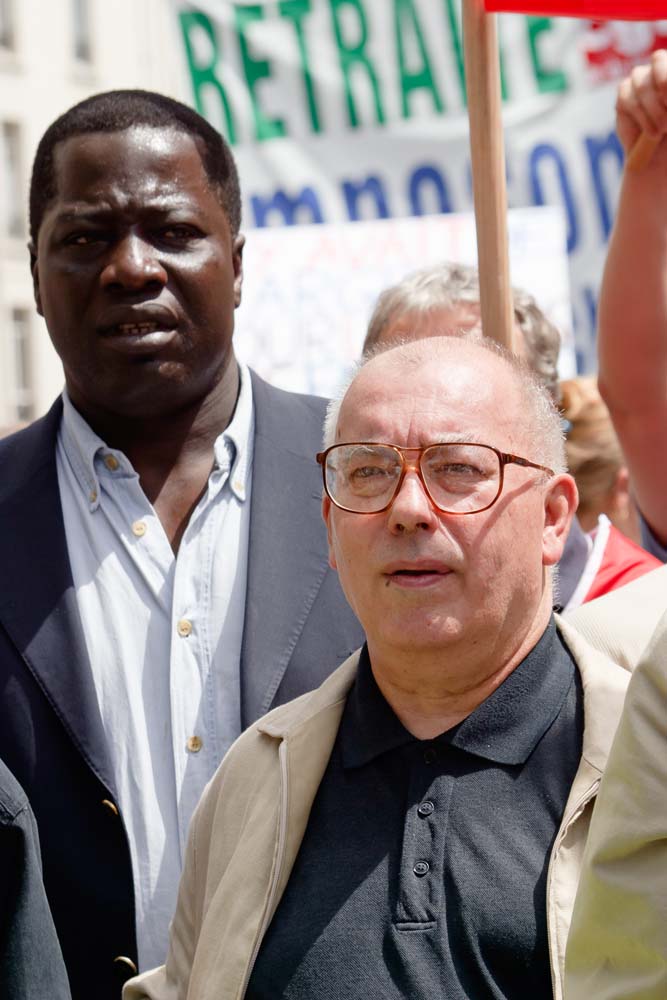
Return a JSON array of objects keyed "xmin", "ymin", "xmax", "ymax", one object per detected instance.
[
  {"xmin": 527, "ymin": 17, "xmax": 567, "ymax": 94},
  {"xmin": 395, "ymin": 0, "xmax": 443, "ymax": 118},
  {"xmin": 443, "ymin": 0, "xmax": 465, "ymax": 102},
  {"xmin": 179, "ymin": 11, "xmax": 236, "ymax": 144},
  {"xmin": 235, "ymin": 4, "xmax": 287, "ymax": 141},
  {"xmin": 279, "ymin": 0, "xmax": 321, "ymax": 133},
  {"xmin": 329, "ymin": 0, "xmax": 385, "ymax": 128}
]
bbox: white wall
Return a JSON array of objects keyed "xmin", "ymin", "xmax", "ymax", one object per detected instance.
[{"xmin": 0, "ymin": 0, "xmax": 185, "ymax": 424}]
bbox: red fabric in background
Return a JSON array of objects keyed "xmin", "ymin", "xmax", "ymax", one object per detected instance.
[
  {"xmin": 485, "ymin": 1, "xmax": 663, "ymax": 18},
  {"xmin": 583, "ymin": 525, "xmax": 661, "ymax": 603}
]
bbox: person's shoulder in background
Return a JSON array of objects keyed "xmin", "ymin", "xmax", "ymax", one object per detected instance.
[
  {"xmin": 0, "ymin": 758, "xmax": 71, "ymax": 1000},
  {"xmin": 566, "ymin": 561, "xmax": 667, "ymax": 672}
]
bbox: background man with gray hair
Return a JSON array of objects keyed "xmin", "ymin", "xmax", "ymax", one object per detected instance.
[
  {"xmin": 364, "ymin": 261, "xmax": 561, "ymax": 403},
  {"xmin": 126, "ymin": 334, "xmax": 628, "ymax": 1000}
]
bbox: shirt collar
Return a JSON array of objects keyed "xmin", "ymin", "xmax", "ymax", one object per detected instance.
[
  {"xmin": 341, "ymin": 645, "xmax": 416, "ymax": 769},
  {"xmin": 59, "ymin": 391, "xmax": 113, "ymax": 511},
  {"xmin": 342, "ymin": 617, "xmax": 575, "ymax": 770},
  {"xmin": 57, "ymin": 362, "xmax": 255, "ymax": 511}
]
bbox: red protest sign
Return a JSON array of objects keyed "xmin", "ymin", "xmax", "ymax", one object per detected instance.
[{"xmin": 484, "ymin": 1, "xmax": 663, "ymax": 17}]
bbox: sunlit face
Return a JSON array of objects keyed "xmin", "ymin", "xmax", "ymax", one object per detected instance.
[
  {"xmin": 323, "ymin": 342, "xmax": 574, "ymax": 662},
  {"xmin": 32, "ymin": 126, "xmax": 244, "ymax": 420}
]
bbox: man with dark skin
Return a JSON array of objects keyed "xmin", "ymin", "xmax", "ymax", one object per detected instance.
[
  {"xmin": 0, "ymin": 92, "xmax": 363, "ymax": 999},
  {"xmin": 34, "ymin": 126, "xmax": 243, "ymax": 551},
  {"xmin": 35, "ymin": 118, "xmax": 237, "ymax": 986}
]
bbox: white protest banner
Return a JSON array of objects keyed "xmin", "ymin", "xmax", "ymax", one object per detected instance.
[
  {"xmin": 235, "ymin": 205, "xmax": 573, "ymax": 396},
  {"xmin": 171, "ymin": 2, "xmax": 667, "ymax": 370}
]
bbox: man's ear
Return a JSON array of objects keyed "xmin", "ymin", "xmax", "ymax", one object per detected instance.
[
  {"xmin": 322, "ymin": 495, "xmax": 338, "ymax": 570},
  {"xmin": 232, "ymin": 233, "xmax": 244, "ymax": 309},
  {"xmin": 29, "ymin": 242, "xmax": 43, "ymax": 317},
  {"xmin": 542, "ymin": 473, "xmax": 578, "ymax": 567},
  {"xmin": 610, "ymin": 466, "xmax": 632, "ymax": 516}
]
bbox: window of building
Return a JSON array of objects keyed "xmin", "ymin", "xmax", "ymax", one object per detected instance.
[
  {"xmin": 0, "ymin": 122, "xmax": 24, "ymax": 237},
  {"xmin": 0, "ymin": 0, "xmax": 14, "ymax": 50},
  {"xmin": 11, "ymin": 308, "xmax": 33, "ymax": 421},
  {"xmin": 72, "ymin": 0, "xmax": 92, "ymax": 63}
]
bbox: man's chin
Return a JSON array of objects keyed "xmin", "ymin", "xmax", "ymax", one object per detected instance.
[
  {"xmin": 67, "ymin": 375, "xmax": 206, "ymax": 423},
  {"xmin": 372, "ymin": 614, "xmax": 468, "ymax": 651}
]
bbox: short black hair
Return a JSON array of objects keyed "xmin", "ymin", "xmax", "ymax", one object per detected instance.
[{"xmin": 29, "ymin": 89, "xmax": 242, "ymax": 245}]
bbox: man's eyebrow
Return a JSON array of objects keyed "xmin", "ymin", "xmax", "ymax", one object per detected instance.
[
  {"xmin": 52, "ymin": 198, "xmax": 198, "ymax": 223},
  {"xmin": 431, "ymin": 434, "xmax": 486, "ymax": 445}
]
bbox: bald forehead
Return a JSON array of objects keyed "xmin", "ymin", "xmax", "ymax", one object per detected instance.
[
  {"xmin": 337, "ymin": 337, "xmax": 527, "ymax": 446},
  {"xmin": 354, "ymin": 338, "xmax": 519, "ymax": 402}
]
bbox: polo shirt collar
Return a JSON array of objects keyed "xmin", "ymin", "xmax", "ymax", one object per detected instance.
[
  {"xmin": 341, "ymin": 646, "xmax": 418, "ymax": 770},
  {"xmin": 342, "ymin": 617, "xmax": 574, "ymax": 769}
]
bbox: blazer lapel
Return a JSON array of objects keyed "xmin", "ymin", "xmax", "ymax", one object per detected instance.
[
  {"xmin": 0, "ymin": 401, "xmax": 116, "ymax": 794},
  {"xmin": 241, "ymin": 373, "xmax": 331, "ymax": 723}
]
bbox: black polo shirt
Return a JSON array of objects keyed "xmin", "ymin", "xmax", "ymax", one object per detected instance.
[{"xmin": 247, "ymin": 618, "xmax": 583, "ymax": 999}]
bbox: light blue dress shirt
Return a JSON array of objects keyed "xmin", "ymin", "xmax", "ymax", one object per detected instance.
[{"xmin": 55, "ymin": 365, "xmax": 254, "ymax": 972}]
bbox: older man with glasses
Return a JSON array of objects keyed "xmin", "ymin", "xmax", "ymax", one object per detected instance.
[{"xmin": 125, "ymin": 335, "xmax": 629, "ymax": 1000}]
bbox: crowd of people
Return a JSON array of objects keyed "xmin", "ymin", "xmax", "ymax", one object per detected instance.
[{"xmin": 1, "ymin": 46, "xmax": 667, "ymax": 1000}]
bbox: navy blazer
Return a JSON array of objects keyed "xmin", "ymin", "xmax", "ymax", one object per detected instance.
[{"xmin": 0, "ymin": 371, "xmax": 364, "ymax": 1000}]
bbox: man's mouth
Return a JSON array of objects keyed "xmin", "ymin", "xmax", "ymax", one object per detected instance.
[
  {"xmin": 114, "ymin": 321, "xmax": 162, "ymax": 336},
  {"xmin": 384, "ymin": 563, "xmax": 453, "ymax": 588},
  {"xmin": 101, "ymin": 321, "xmax": 179, "ymax": 355},
  {"xmin": 392, "ymin": 569, "xmax": 441, "ymax": 576}
]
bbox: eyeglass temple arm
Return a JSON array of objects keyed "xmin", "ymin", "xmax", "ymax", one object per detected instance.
[{"xmin": 501, "ymin": 452, "xmax": 553, "ymax": 476}]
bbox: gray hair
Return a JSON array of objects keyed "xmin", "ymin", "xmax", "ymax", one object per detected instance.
[
  {"xmin": 323, "ymin": 333, "xmax": 566, "ymax": 474},
  {"xmin": 363, "ymin": 262, "xmax": 562, "ymax": 405}
]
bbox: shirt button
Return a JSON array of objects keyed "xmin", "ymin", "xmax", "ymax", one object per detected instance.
[
  {"xmin": 104, "ymin": 455, "xmax": 120, "ymax": 471},
  {"xmin": 186, "ymin": 735, "xmax": 203, "ymax": 753},
  {"xmin": 413, "ymin": 861, "xmax": 430, "ymax": 877},
  {"xmin": 132, "ymin": 520, "xmax": 147, "ymax": 537},
  {"xmin": 418, "ymin": 800, "xmax": 435, "ymax": 817},
  {"xmin": 89, "ymin": 489, "xmax": 98, "ymax": 504},
  {"xmin": 113, "ymin": 956, "xmax": 138, "ymax": 976},
  {"xmin": 423, "ymin": 748, "xmax": 437, "ymax": 764},
  {"xmin": 177, "ymin": 619, "xmax": 193, "ymax": 637}
]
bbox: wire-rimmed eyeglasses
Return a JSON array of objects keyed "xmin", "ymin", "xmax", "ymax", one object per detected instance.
[{"xmin": 316, "ymin": 442, "xmax": 554, "ymax": 515}]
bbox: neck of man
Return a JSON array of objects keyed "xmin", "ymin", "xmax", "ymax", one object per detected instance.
[
  {"xmin": 69, "ymin": 355, "xmax": 240, "ymax": 496},
  {"xmin": 367, "ymin": 596, "xmax": 554, "ymax": 740}
]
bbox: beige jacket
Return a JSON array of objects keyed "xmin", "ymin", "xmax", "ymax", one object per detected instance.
[
  {"xmin": 565, "ymin": 608, "xmax": 667, "ymax": 999},
  {"xmin": 125, "ymin": 619, "xmax": 629, "ymax": 1000}
]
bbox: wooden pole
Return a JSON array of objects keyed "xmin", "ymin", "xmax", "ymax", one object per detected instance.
[{"xmin": 462, "ymin": 0, "xmax": 515, "ymax": 351}]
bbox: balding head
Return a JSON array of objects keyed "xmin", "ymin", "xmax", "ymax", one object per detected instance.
[{"xmin": 326, "ymin": 334, "xmax": 565, "ymax": 475}]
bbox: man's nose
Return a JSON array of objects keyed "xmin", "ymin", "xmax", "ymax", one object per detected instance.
[
  {"xmin": 100, "ymin": 233, "xmax": 167, "ymax": 291},
  {"xmin": 387, "ymin": 469, "xmax": 438, "ymax": 534}
]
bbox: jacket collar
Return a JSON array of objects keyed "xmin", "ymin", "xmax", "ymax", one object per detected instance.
[
  {"xmin": 257, "ymin": 651, "xmax": 360, "ymax": 740},
  {"xmin": 240, "ymin": 371, "xmax": 336, "ymax": 722},
  {"xmin": 556, "ymin": 615, "xmax": 630, "ymax": 777}
]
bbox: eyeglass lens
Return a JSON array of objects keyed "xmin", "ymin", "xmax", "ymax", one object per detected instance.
[{"xmin": 325, "ymin": 444, "xmax": 501, "ymax": 514}]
